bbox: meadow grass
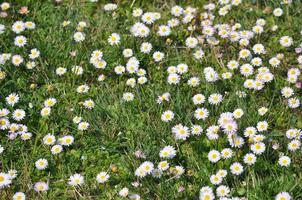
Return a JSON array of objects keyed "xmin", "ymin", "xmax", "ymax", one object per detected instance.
[{"xmin": 0, "ymin": 0, "xmax": 302, "ymax": 199}]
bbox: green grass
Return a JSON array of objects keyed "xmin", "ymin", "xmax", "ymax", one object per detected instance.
[{"xmin": 0, "ymin": 0, "xmax": 302, "ymax": 199}]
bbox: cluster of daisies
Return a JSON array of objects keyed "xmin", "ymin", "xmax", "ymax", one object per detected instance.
[
  {"xmin": 120, "ymin": 1, "xmax": 298, "ymax": 200},
  {"xmin": 0, "ymin": 0, "xmax": 301, "ymax": 199}
]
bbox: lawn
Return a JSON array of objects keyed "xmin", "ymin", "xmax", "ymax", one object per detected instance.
[{"xmin": 0, "ymin": 0, "xmax": 302, "ymax": 199}]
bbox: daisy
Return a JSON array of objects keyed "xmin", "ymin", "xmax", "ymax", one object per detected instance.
[
  {"xmin": 76, "ymin": 85, "xmax": 90, "ymax": 94},
  {"xmin": 200, "ymin": 191, "xmax": 215, "ymax": 200},
  {"xmin": 157, "ymin": 25, "xmax": 171, "ymax": 36},
  {"xmin": 6, "ymin": 93, "xmax": 19, "ymax": 106},
  {"xmin": 258, "ymin": 107, "xmax": 268, "ymax": 116},
  {"xmin": 26, "ymin": 61, "xmax": 36, "ymax": 69},
  {"xmin": 142, "ymin": 12, "xmax": 156, "ymax": 24},
  {"xmin": 233, "ymin": 108, "xmax": 244, "ymax": 119},
  {"xmin": 129, "ymin": 194, "xmax": 141, "ymax": 200},
  {"xmin": 137, "ymin": 69, "xmax": 146, "ymax": 76},
  {"xmin": 216, "ymin": 185, "xmax": 230, "ymax": 197},
  {"xmin": 132, "ymin": 8, "xmax": 143, "ymax": 17},
  {"xmin": 158, "ymin": 161, "xmax": 170, "ymax": 171},
  {"xmin": 286, "ymin": 129, "xmax": 300, "ymax": 139},
  {"xmin": 12, "ymin": 21, "xmax": 25, "ymax": 34},
  {"xmin": 0, "ymin": 117, "xmax": 10, "ymax": 130},
  {"xmin": 68, "ymin": 173, "xmax": 84, "ymax": 186},
  {"xmin": 44, "ymin": 98, "xmax": 57, "ymax": 107},
  {"xmin": 193, "ymin": 49, "xmax": 205, "ymax": 59},
  {"xmin": 114, "ymin": 65, "xmax": 125, "ymax": 75},
  {"xmin": 191, "ymin": 125, "xmax": 203, "ymax": 136},
  {"xmin": 230, "ymin": 162, "xmax": 244, "ymax": 175},
  {"xmin": 83, "ymin": 99, "xmax": 95, "ymax": 109},
  {"xmin": 227, "ymin": 60, "xmax": 239, "ymax": 70},
  {"xmin": 27, "ymin": 21, "xmax": 38, "ymax": 30},
  {"xmin": 123, "ymin": 49, "xmax": 133, "ymax": 58},
  {"xmin": 140, "ymin": 161, "xmax": 154, "ymax": 174},
  {"xmin": 288, "ymin": 98, "xmax": 300, "ymax": 108},
  {"xmin": 62, "ymin": 20, "xmax": 71, "ymax": 27},
  {"xmin": 126, "ymin": 78, "xmax": 136, "ymax": 88},
  {"xmin": 159, "ymin": 146, "xmax": 176, "ymax": 159},
  {"xmin": 216, "ymin": 169, "xmax": 228, "ymax": 178},
  {"xmin": 188, "ymin": 77, "xmax": 200, "ymax": 87},
  {"xmin": 56, "ymin": 67, "xmax": 67, "ymax": 76},
  {"xmin": 122, "ymin": 92, "xmax": 134, "ymax": 102},
  {"xmin": 0, "ymin": 109, "xmax": 10, "ymax": 118},
  {"xmin": 185, "ymin": 37, "xmax": 198, "ymax": 48},
  {"xmin": 280, "ymin": 36, "xmax": 293, "ymax": 47},
  {"xmin": 243, "ymin": 153, "xmax": 257, "ymax": 165},
  {"xmin": 275, "ymin": 192, "xmax": 291, "ymax": 200},
  {"xmin": 206, "ymin": 125, "xmax": 220, "ymax": 140},
  {"xmin": 194, "ymin": 108, "xmax": 209, "ymax": 120},
  {"xmin": 288, "ymin": 140, "xmax": 300, "ymax": 152},
  {"xmin": 41, "ymin": 107, "xmax": 51, "ymax": 117},
  {"xmin": 131, "ymin": 22, "xmax": 150, "ymax": 38},
  {"xmin": 161, "ymin": 110, "xmax": 174, "ymax": 122},
  {"xmin": 222, "ymin": 121, "xmax": 238, "ymax": 135},
  {"xmin": 34, "ymin": 181, "xmax": 49, "ymax": 192},
  {"xmin": 281, "ymin": 87, "xmax": 294, "ymax": 98},
  {"xmin": 21, "ymin": 132, "xmax": 32, "ymax": 141},
  {"xmin": 1, "ymin": 2, "xmax": 10, "ymax": 10},
  {"xmin": 103, "ymin": 3, "xmax": 117, "ymax": 11},
  {"xmin": 278, "ymin": 156, "xmax": 291, "ymax": 167},
  {"xmin": 12, "ymin": 109, "xmax": 26, "ymax": 121},
  {"xmin": 7, "ymin": 169, "xmax": 17, "ymax": 179},
  {"xmin": 153, "ymin": 51, "xmax": 164, "ymax": 62},
  {"xmin": 91, "ymin": 50, "xmax": 103, "ymax": 59},
  {"xmin": 78, "ymin": 21, "xmax": 87, "ymax": 28},
  {"xmin": 13, "ymin": 192, "xmax": 26, "ymax": 200},
  {"xmin": 177, "ymin": 63, "xmax": 189, "ymax": 74},
  {"xmin": 108, "ymin": 33, "xmax": 120, "ymax": 45},
  {"xmin": 35, "ymin": 158, "xmax": 48, "ymax": 170},
  {"xmin": 51, "ymin": 144, "xmax": 63, "ymax": 155},
  {"xmin": 167, "ymin": 73, "xmax": 180, "ymax": 85},
  {"xmin": 78, "ymin": 121, "xmax": 89, "ymax": 131},
  {"xmin": 14, "ymin": 36, "xmax": 27, "ymax": 47},
  {"xmin": 221, "ymin": 72, "xmax": 232, "ymax": 79},
  {"xmin": 193, "ymin": 94, "xmax": 206, "ymax": 105},
  {"xmin": 0, "ymin": 173, "xmax": 11, "ymax": 188},
  {"xmin": 269, "ymin": 57, "xmax": 280, "ymax": 67},
  {"xmin": 138, "ymin": 77, "xmax": 147, "ymax": 84},
  {"xmin": 208, "ymin": 93, "xmax": 223, "ymax": 105},
  {"xmin": 251, "ymin": 57, "xmax": 262, "ymax": 66},
  {"xmin": 257, "ymin": 121, "xmax": 268, "ymax": 132},
  {"xmin": 135, "ymin": 167, "xmax": 147, "ymax": 178},
  {"xmin": 240, "ymin": 64, "xmax": 254, "ymax": 77},
  {"xmin": 171, "ymin": 5, "xmax": 183, "ymax": 16},
  {"xmin": 12, "ymin": 55, "xmax": 24, "ymax": 66},
  {"xmin": 172, "ymin": 124, "xmax": 190, "ymax": 140},
  {"xmin": 252, "ymin": 25, "xmax": 263, "ymax": 34},
  {"xmin": 119, "ymin": 187, "xmax": 129, "ymax": 197},
  {"xmin": 208, "ymin": 150, "xmax": 221, "ymax": 163},
  {"xmin": 251, "ymin": 142, "xmax": 266, "ymax": 155},
  {"xmin": 204, "ymin": 68, "xmax": 219, "ymax": 82},
  {"xmin": 210, "ymin": 174, "xmax": 222, "ymax": 185},
  {"xmin": 174, "ymin": 165, "xmax": 185, "ymax": 177},
  {"xmin": 43, "ymin": 134, "xmax": 56, "ymax": 145},
  {"xmin": 221, "ymin": 148, "xmax": 233, "ymax": 159},
  {"xmin": 73, "ymin": 32, "xmax": 85, "ymax": 42},
  {"xmin": 59, "ymin": 135, "xmax": 74, "ymax": 146},
  {"xmin": 96, "ymin": 172, "xmax": 110, "ymax": 183}
]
